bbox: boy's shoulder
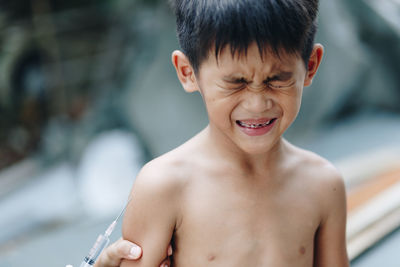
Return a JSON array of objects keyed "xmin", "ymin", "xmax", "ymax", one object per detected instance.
[
  {"xmin": 282, "ymin": 141, "xmax": 345, "ymax": 201},
  {"xmin": 126, "ymin": 143, "xmax": 195, "ymax": 228},
  {"xmin": 285, "ymin": 142, "xmax": 346, "ymax": 212},
  {"xmin": 134, "ymin": 138, "xmax": 199, "ymax": 192},
  {"xmin": 286, "ymin": 141, "xmax": 343, "ymax": 182}
]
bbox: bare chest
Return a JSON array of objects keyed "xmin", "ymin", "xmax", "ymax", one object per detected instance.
[{"xmin": 173, "ymin": 177, "xmax": 320, "ymax": 267}]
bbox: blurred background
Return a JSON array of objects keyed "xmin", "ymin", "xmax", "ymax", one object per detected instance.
[{"xmin": 0, "ymin": 0, "xmax": 399, "ymax": 266}]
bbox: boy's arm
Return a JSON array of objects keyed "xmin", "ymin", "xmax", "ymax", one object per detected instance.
[
  {"xmin": 120, "ymin": 162, "xmax": 179, "ymax": 267},
  {"xmin": 313, "ymin": 169, "xmax": 350, "ymax": 267}
]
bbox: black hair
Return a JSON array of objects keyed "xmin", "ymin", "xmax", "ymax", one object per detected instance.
[{"xmin": 170, "ymin": 0, "xmax": 319, "ymax": 73}]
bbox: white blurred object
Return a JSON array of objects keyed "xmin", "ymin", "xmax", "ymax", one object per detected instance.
[
  {"xmin": 0, "ymin": 163, "xmax": 78, "ymax": 243},
  {"xmin": 77, "ymin": 130, "xmax": 144, "ymax": 218}
]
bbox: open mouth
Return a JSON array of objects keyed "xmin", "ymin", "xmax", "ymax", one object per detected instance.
[{"xmin": 236, "ymin": 118, "xmax": 277, "ymax": 129}]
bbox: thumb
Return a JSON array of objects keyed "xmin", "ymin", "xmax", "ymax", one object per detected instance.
[
  {"xmin": 119, "ymin": 240, "xmax": 142, "ymax": 260},
  {"xmin": 96, "ymin": 238, "xmax": 142, "ymax": 267}
]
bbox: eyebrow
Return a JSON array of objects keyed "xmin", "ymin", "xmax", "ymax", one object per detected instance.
[
  {"xmin": 222, "ymin": 71, "xmax": 293, "ymax": 83},
  {"xmin": 222, "ymin": 76, "xmax": 248, "ymax": 83},
  {"xmin": 265, "ymin": 71, "xmax": 293, "ymax": 82}
]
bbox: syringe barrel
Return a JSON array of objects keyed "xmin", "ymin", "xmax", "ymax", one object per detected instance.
[
  {"xmin": 79, "ymin": 262, "xmax": 93, "ymax": 267},
  {"xmin": 79, "ymin": 234, "xmax": 110, "ymax": 267}
]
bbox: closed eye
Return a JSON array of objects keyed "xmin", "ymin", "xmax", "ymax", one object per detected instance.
[
  {"xmin": 264, "ymin": 72, "xmax": 294, "ymax": 89},
  {"xmin": 226, "ymin": 78, "xmax": 248, "ymax": 85},
  {"xmin": 233, "ymin": 78, "xmax": 248, "ymax": 84},
  {"xmin": 223, "ymin": 78, "xmax": 249, "ymax": 90},
  {"xmin": 265, "ymin": 81, "xmax": 294, "ymax": 90}
]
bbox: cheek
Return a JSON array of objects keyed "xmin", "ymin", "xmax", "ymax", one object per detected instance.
[
  {"xmin": 202, "ymin": 92, "xmax": 241, "ymax": 128},
  {"xmin": 202, "ymin": 85, "xmax": 237, "ymax": 110},
  {"xmin": 205, "ymin": 96, "xmax": 236, "ymax": 118},
  {"xmin": 201, "ymin": 90, "xmax": 229, "ymax": 117},
  {"xmin": 295, "ymin": 86, "xmax": 304, "ymax": 109},
  {"xmin": 201, "ymin": 90, "xmax": 219, "ymax": 112},
  {"xmin": 280, "ymin": 87, "xmax": 303, "ymax": 121}
]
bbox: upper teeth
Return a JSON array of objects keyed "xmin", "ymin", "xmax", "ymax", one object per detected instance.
[{"xmin": 238, "ymin": 120, "xmax": 272, "ymax": 128}]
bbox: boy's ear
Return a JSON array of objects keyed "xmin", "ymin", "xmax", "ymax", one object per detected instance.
[
  {"xmin": 304, "ymin": 43, "xmax": 324, "ymax": 87},
  {"xmin": 171, "ymin": 50, "xmax": 199, "ymax": 93}
]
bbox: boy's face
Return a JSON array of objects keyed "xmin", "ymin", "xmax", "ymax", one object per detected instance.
[{"xmin": 173, "ymin": 42, "xmax": 323, "ymax": 155}]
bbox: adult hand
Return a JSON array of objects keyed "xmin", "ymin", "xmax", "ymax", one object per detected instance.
[{"xmin": 93, "ymin": 238, "xmax": 172, "ymax": 267}]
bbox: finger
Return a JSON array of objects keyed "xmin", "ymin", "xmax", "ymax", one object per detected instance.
[
  {"xmin": 157, "ymin": 245, "xmax": 172, "ymax": 267},
  {"xmin": 96, "ymin": 239, "xmax": 142, "ymax": 267},
  {"xmin": 114, "ymin": 239, "xmax": 142, "ymax": 260},
  {"xmin": 167, "ymin": 245, "xmax": 173, "ymax": 256},
  {"xmin": 127, "ymin": 243, "xmax": 143, "ymax": 260},
  {"xmin": 159, "ymin": 258, "xmax": 171, "ymax": 267}
]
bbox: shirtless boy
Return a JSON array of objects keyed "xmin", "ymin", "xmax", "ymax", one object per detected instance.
[{"xmin": 121, "ymin": 0, "xmax": 349, "ymax": 266}]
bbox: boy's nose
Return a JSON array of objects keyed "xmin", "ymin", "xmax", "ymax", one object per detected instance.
[{"xmin": 242, "ymin": 89, "xmax": 273, "ymax": 113}]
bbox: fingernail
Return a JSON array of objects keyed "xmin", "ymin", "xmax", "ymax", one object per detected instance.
[
  {"xmin": 130, "ymin": 245, "xmax": 142, "ymax": 259},
  {"xmin": 168, "ymin": 246, "xmax": 173, "ymax": 255}
]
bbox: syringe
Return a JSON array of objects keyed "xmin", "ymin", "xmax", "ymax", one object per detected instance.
[{"xmin": 79, "ymin": 199, "xmax": 131, "ymax": 267}]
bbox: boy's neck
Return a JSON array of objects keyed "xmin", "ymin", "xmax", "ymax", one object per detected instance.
[{"xmin": 201, "ymin": 124, "xmax": 286, "ymax": 175}]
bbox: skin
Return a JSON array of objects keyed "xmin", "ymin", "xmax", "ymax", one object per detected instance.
[
  {"xmin": 120, "ymin": 42, "xmax": 349, "ymax": 267},
  {"xmin": 94, "ymin": 239, "xmax": 172, "ymax": 267}
]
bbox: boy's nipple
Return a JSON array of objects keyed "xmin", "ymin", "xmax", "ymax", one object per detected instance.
[
  {"xmin": 207, "ymin": 253, "xmax": 216, "ymax": 261},
  {"xmin": 299, "ymin": 246, "xmax": 306, "ymax": 255}
]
